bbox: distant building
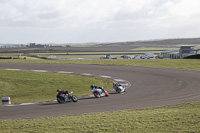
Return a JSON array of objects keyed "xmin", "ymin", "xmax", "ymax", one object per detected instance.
[
  {"xmin": 160, "ymin": 50, "xmax": 179, "ymax": 59},
  {"xmin": 160, "ymin": 45, "xmax": 199, "ymax": 59},
  {"xmin": 179, "ymin": 45, "xmax": 198, "ymax": 59},
  {"xmin": 28, "ymin": 43, "xmax": 46, "ymax": 48}
]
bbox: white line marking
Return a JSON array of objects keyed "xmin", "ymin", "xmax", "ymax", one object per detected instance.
[
  {"xmin": 5, "ymin": 69, "xmax": 21, "ymax": 71},
  {"xmin": 57, "ymin": 71, "xmax": 74, "ymax": 74},
  {"xmin": 5, "ymin": 105, "xmax": 16, "ymax": 106},
  {"xmin": 82, "ymin": 73, "xmax": 93, "ymax": 76},
  {"xmin": 31, "ymin": 70, "xmax": 48, "ymax": 72},
  {"xmin": 100, "ymin": 75, "xmax": 112, "ymax": 78},
  {"xmin": 114, "ymin": 79, "xmax": 125, "ymax": 82},
  {"xmin": 19, "ymin": 103, "xmax": 35, "ymax": 106}
]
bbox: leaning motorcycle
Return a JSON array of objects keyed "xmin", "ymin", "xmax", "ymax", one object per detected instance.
[
  {"xmin": 113, "ymin": 82, "xmax": 126, "ymax": 93},
  {"xmin": 91, "ymin": 86, "xmax": 109, "ymax": 98},
  {"xmin": 57, "ymin": 91, "xmax": 78, "ymax": 104}
]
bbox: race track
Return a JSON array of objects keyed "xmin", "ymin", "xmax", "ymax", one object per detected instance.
[{"xmin": 0, "ymin": 63, "xmax": 200, "ymax": 120}]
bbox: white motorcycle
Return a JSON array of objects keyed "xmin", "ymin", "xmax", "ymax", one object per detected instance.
[
  {"xmin": 113, "ymin": 82, "xmax": 126, "ymax": 93},
  {"xmin": 91, "ymin": 85, "xmax": 109, "ymax": 98}
]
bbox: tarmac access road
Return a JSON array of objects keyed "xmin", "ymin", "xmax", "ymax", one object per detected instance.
[{"xmin": 0, "ymin": 63, "xmax": 200, "ymax": 120}]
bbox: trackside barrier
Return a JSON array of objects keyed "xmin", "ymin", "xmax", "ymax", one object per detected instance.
[{"xmin": 2, "ymin": 97, "xmax": 11, "ymax": 104}]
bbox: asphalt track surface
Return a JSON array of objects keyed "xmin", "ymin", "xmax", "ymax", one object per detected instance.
[{"xmin": 0, "ymin": 63, "xmax": 200, "ymax": 120}]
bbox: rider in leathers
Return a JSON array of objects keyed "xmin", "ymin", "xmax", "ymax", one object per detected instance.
[{"xmin": 91, "ymin": 85, "xmax": 105, "ymax": 94}]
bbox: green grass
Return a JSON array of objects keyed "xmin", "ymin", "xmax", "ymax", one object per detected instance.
[
  {"xmin": 0, "ymin": 53, "xmax": 21, "ymax": 59},
  {"xmin": 1, "ymin": 59, "xmax": 200, "ymax": 71},
  {"xmin": 0, "ymin": 102, "xmax": 200, "ymax": 132},
  {"xmin": 0, "ymin": 70, "xmax": 113, "ymax": 104}
]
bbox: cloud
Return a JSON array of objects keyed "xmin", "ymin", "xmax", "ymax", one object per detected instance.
[{"xmin": 0, "ymin": 0, "xmax": 200, "ymax": 43}]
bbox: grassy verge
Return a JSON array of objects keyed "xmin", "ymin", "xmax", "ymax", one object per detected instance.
[
  {"xmin": 0, "ymin": 102, "xmax": 200, "ymax": 132},
  {"xmin": 0, "ymin": 70, "xmax": 113, "ymax": 104},
  {"xmin": 1, "ymin": 59, "xmax": 200, "ymax": 71}
]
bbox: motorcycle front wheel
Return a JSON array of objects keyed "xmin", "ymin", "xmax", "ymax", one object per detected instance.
[
  {"xmin": 105, "ymin": 92, "xmax": 109, "ymax": 96},
  {"xmin": 71, "ymin": 96, "xmax": 78, "ymax": 102}
]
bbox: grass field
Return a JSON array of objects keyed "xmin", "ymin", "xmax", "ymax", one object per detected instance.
[
  {"xmin": 0, "ymin": 70, "xmax": 113, "ymax": 104},
  {"xmin": 0, "ymin": 102, "xmax": 199, "ymax": 132},
  {"xmin": 1, "ymin": 59, "xmax": 200, "ymax": 71}
]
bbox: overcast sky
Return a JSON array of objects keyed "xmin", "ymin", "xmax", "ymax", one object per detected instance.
[{"xmin": 0, "ymin": 0, "xmax": 200, "ymax": 44}]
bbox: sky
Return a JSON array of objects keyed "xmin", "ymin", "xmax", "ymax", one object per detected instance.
[{"xmin": 0, "ymin": 0, "xmax": 200, "ymax": 44}]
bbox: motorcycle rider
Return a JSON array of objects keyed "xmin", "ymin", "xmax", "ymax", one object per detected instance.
[
  {"xmin": 56, "ymin": 89, "xmax": 78, "ymax": 103},
  {"xmin": 91, "ymin": 85, "xmax": 109, "ymax": 97},
  {"xmin": 90, "ymin": 85, "xmax": 94, "ymax": 90},
  {"xmin": 113, "ymin": 82, "xmax": 119, "ymax": 90},
  {"xmin": 91, "ymin": 85, "xmax": 105, "ymax": 93},
  {"xmin": 56, "ymin": 89, "xmax": 69, "ymax": 95},
  {"xmin": 98, "ymin": 86, "xmax": 106, "ymax": 93},
  {"xmin": 113, "ymin": 82, "xmax": 126, "ymax": 92},
  {"xmin": 91, "ymin": 85, "xmax": 104, "ymax": 91}
]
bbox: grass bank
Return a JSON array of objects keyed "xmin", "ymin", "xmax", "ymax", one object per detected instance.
[
  {"xmin": 1, "ymin": 59, "xmax": 200, "ymax": 71},
  {"xmin": 0, "ymin": 102, "xmax": 200, "ymax": 132},
  {"xmin": 0, "ymin": 70, "xmax": 113, "ymax": 104}
]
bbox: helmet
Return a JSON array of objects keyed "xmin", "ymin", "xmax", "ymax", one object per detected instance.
[
  {"xmin": 57, "ymin": 89, "xmax": 61, "ymax": 92},
  {"xmin": 90, "ymin": 85, "xmax": 94, "ymax": 89}
]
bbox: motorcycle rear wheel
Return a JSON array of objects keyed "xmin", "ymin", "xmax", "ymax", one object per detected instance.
[
  {"xmin": 94, "ymin": 92, "xmax": 100, "ymax": 98},
  {"xmin": 57, "ymin": 96, "xmax": 65, "ymax": 104},
  {"xmin": 117, "ymin": 89, "xmax": 121, "ymax": 93}
]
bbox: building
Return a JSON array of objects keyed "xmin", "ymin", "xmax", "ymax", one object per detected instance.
[
  {"xmin": 160, "ymin": 50, "xmax": 179, "ymax": 59},
  {"xmin": 179, "ymin": 45, "xmax": 198, "ymax": 59},
  {"xmin": 28, "ymin": 43, "xmax": 46, "ymax": 48},
  {"xmin": 160, "ymin": 45, "xmax": 199, "ymax": 59}
]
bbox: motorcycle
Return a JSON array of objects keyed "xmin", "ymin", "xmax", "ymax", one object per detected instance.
[
  {"xmin": 113, "ymin": 82, "xmax": 126, "ymax": 93},
  {"xmin": 57, "ymin": 91, "xmax": 78, "ymax": 104},
  {"xmin": 91, "ymin": 86, "xmax": 109, "ymax": 98}
]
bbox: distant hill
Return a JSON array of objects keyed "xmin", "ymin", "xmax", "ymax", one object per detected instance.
[
  {"xmin": 1, "ymin": 37, "xmax": 200, "ymax": 52},
  {"xmin": 134, "ymin": 38, "xmax": 200, "ymax": 45},
  {"xmin": 94, "ymin": 37, "xmax": 200, "ymax": 51},
  {"xmin": 100, "ymin": 37, "xmax": 200, "ymax": 46}
]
